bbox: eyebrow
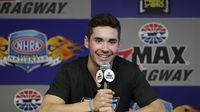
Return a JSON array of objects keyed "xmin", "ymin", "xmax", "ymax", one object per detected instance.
[
  {"xmin": 93, "ymin": 37, "xmax": 102, "ymax": 40},
  {"xmin": 109, "ymin": 38, "xmax": 118, "ymax": 41},
  {"xmin": 93, "ymin": 37, "xmax": 118, "ymax": 41}
]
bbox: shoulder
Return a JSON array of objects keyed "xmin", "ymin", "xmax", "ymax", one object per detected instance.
[
  {"xmin": 113, "ymin": 56, "xmax": 143, "ymax": 80},
  {"xmin": 62, "ymin": 56, "xmax": 87, "ymax": 69},
  {"xmin": 114, "ymin": 56, "xmax": 139, "ymax": 71},
  {"xmin": 57, "ymin": 56, "xmax": 88, "ymax": 77}
]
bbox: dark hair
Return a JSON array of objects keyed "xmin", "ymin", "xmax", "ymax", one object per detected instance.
[{"xmin": 86, "ymin": 13, "xmax": 121, "ymax": 40}]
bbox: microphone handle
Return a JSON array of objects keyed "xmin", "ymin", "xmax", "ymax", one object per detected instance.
[{"xmin": 103, "ymin": 81, "xmax": 109, "ymax": 89}]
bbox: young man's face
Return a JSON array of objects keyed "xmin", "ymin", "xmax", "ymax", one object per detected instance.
[{"xmin": 85, "ymin": 26, "xmax": 120, "ymax": 66}]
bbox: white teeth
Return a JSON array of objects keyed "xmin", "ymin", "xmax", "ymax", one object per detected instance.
[
  {"xmin": 98, "ymin": 54, "xmax": 109, "ymax": 58},
  {"xmin": 101, "ymin": 55, "xmax": 108, "ymax": 58}
]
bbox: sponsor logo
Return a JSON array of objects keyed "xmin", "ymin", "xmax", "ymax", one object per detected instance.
[
  {"xmin": 104, "ymin": 69, "xmax": 115, "ymax": 82},
  {"xmin": 118, "ymin": 46, "xmax": 193, "ymax": 82},
  {"xmin": 139, "ymin": 22, "xmax": 168, "ymax": 46},
  {"xmin": 0, "ymin": 1, "xmax": 68, "ymax": 14},
  {"xmin": 118, "ymin": 47, "xmax": 193, "ymax": 81},
  {"xmin": 139, "ymin": 0, "xmax": 170, "ymax": 14},
  {"xmin": 0, "ymin": 30, "xmax": 81, "ymax": 73},
  {"xmin": 117, "ymin": 22, "xmax": 194, "ymax": 82},
  {"xmin": 0, "ymin": 0, "xmax": 21, "ymax": 3},
  {"xmin": 14, "ymin": 88, "xmax": 43, "ymax": 112},
  {"xmin": 132, "ymin": 46, "xmax": 188, "ymax": 65},
  {"xmin": 96, "ymin": 70, "xmax": 104, "ymax": 83},
  {"xmin": 7, "ymin": 30, "xmax": 48, "ymax": 72},
  {"xmin": 143, "ymin": 69, "xmax": 193, "ymax": 81}
]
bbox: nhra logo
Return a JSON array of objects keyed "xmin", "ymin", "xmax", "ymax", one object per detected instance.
[
  {"xmin": 11, "ymin": 37, "xmax": 45, "ymax": 54},
  {"xmin": 0, "ymin": 30, "xmax": 81, "ymax": 73},
  {"xmin": 7, "ymin": 30, "xmax": 48, "ymax": 73},
  {"xmin": 139, "ymin": 22, "xmax": 168, "ymax": 46},
  {"xmin": 14, "ymin": 89, "xmax": 43, "ymax": 112},
  {"xmin": 139, "ymin": 0, "xmax": 170, "ymax": 14}
]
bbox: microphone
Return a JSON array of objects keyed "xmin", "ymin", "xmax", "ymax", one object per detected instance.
[{"xmin": 96, "ymin": 62, "xmax": 115, "ymax": 89}]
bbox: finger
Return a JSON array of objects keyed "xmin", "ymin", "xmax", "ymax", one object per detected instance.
[
  {"xmin": 98, "ymin": 89, "xmax": 114, "ymax": 95},
  {"xmin": 98, "ymin": 90, "xmax": 114, "ymax": 98},
  {"xmin": 103, "ymin": 102, "xmax": 112, "ymax": 107},
  {"xmin": 99, "ymin": 93, "xmax": 113, "ymax": 100},
  {"xmin": 100, "ymin": 97, "xmax": 113, "ymax": 104},
  {"xmin": 99, "ymin": 106, "xmax": 113, "ymax": 112}
]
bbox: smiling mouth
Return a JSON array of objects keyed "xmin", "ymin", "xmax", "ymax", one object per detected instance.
[
  {"xmin": 96, "ymin": 50, "xmax": 113, "ymax": 59},
  {"xmin": 96, "ymin": 52, "xmax": 113, "ymax": 59}
]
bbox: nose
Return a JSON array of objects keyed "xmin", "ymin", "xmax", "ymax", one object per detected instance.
[{"xmin": 102, "ymin": 42, "xmax": 109, "ymax": 52}]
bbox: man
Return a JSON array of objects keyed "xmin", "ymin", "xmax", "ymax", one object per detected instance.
[{"xmin": 40, "ymin": 13, "xmax": 166, "ymax": 112}]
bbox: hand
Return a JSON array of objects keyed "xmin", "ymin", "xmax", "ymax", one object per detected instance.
[
  {"xmin": 92, "ymin": 89, "xmax": 115, "ymax": 111},
  {"xmin": 99, "ymin": 106, "xmax": 114, "ymax": 112}
]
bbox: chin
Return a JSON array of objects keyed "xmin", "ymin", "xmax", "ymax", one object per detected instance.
[
  {"xmin": 94, "ymin": 55, "xmax": 116, "ymax": 65},
  {"xmin": 98, "ymin": 58, "xmax": 114, "ymax": 65},
  {"xmin": 95, "ymin": 59, "xmax": 107, "ymax": 66}
]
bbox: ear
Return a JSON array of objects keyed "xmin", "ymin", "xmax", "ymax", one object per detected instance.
[
  {"xmin": 118, "ymin": 41, "xmax": 120, "ymax": 49},
  {"xmin": 84, "ymin": 35, "xmax": 89, "ymax": 48}
]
